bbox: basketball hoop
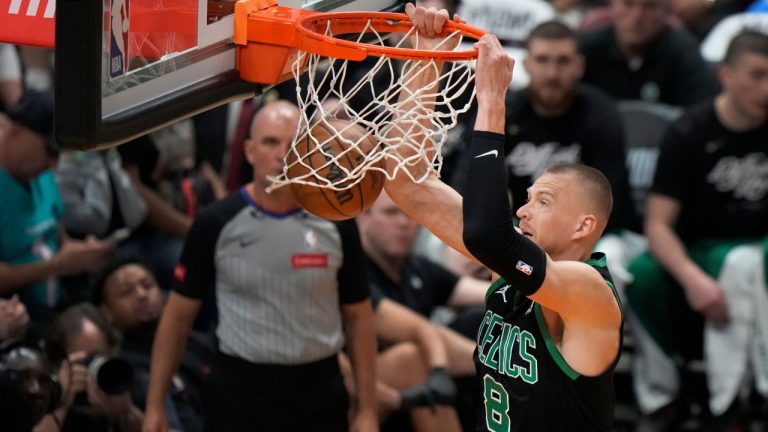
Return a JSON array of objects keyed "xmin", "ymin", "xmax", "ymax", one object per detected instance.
[{"xmin": 234, "ymin": 0, "xmax": 485, "ymax": 192}]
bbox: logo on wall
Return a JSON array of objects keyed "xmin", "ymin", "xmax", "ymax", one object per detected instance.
[{"xmin": 109, "ymin": 0, "xmax": 130, "ymax": 78}]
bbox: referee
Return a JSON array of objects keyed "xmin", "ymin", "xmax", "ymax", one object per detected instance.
[{"xmin": 143, "ymin": 100, "xmax": 377, "ymax": 432}]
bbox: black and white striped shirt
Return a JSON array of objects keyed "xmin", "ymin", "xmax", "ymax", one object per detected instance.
[{"xmin": 173, "ymin": 187, "xmax": 369, "ymax": 364}]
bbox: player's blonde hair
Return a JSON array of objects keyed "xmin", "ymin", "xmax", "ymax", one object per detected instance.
[{"xmin": 545, "ymin": 163, "xmax": 613, "ymax": 231}]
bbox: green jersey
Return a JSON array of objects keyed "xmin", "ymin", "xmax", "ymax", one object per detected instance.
[{"xmin": 474, "ymin": 253, "xmax": 622, "ymax": 432}]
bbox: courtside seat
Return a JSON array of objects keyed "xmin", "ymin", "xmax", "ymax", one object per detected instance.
[
  {"xmin": 612, "ymin": 101, "xmax": 682, "ymax": 430},
  {"xmin": 617, "ymin": 100, "xmax": 682, "ymax": 219}
]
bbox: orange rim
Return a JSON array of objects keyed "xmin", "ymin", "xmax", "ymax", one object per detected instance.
[{"xmin": 295, "ymin": 12, "xmax": 485, "ymax": 62}]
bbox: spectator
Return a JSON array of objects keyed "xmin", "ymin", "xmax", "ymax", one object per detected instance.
[
  {"xmin": 0, "ymin": 339, "xmax": 58, "ymax": 432},
  {"xmin": 144, "ymin": 100, "xmax": 377, "ymax": 432},
  {"xmin": 118, "ymin": 118, "xmax": 225, "ymax": 290},
  {"xmin": 579, "ymin": 0, "xmax": 720, "ymax": 107},
  {"xmin": 55, "ymin": 149, "xmax": 147, "ymax": 241},
  {"xmin": 36, "ymin": 303, "xmax": 144, "ymax": 432},
  {"xmin": 357, "ymin": 190, "xmax": 489, "ymax": 338},
  {"xmin": 92, "ymin": 255, "xmax": 212, "ymax": 432},
  {"xmin": 670, "ymin": 0, "xmax": 753, "ymax": 40},
  {"xmin": 0, "ymin": 91, "xmax": 112, "ymax": 323},
  {"xmin": 627, "ymin": 30, "xmax": 768, "ymax": 429}
]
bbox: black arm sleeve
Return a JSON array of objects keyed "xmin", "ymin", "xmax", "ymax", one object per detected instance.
[
  {"xmin": 462, "ymin": 131, "xmax": 547, "ymax": 296},
  {"xmin": 336, "ymin": 220, "xmax": 371, "ymax": 304}
]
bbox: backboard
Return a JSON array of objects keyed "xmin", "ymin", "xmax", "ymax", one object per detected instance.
[{"xmin": 47, "ymin": 0, "xmax": 404, "ymax": 150}]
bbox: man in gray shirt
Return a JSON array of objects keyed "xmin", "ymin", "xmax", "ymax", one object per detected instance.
[{"xmin": 144, "ymin": 100, "xmax": 377, "ymax": 432}]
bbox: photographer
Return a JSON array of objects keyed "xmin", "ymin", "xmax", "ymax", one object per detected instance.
[
  {"xmin": 92, "ymin": 255, "xmax": 210, "ymax": 432},
  {"xmin": 36, "ymin": 303, "xmax": 144, "ymax": 432},
  {"xmin": 0, "ymin": 339, "xmax": 58, "ymax": 432}
]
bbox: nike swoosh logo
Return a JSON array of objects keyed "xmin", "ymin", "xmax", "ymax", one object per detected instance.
[{"xmin": 474, "ymin": 149, "xmax": 498, "ymax": 159}]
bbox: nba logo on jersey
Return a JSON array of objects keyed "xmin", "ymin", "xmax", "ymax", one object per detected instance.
[
  {"xmin": 516, "ymin": 260, "xmax": 533, "ymax": 276},
  {"xmin": 109, "ymin": 0, "xmax": 130, "ymax": 78}
]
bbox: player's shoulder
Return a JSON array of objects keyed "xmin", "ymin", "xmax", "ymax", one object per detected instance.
[
  {"xmin": 553, "ymin": 253, "xmax": 612, "ymax": 288},
  {"xmin": 566, "ymin": 254, "xmax": 620, "ymax": 306},
  {"xmin": 584, "ymin": 252, "xmax": 613, "ymax": 282}
]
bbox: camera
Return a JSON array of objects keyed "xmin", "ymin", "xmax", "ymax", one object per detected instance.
[{"xmin": 81, "ymin": 355, "xmax": 134, "ymax": 395}]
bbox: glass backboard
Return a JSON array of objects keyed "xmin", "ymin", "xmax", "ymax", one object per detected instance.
[{"xmin": 54, "ymin": 0, "xmax": 404, "ymax": 150}]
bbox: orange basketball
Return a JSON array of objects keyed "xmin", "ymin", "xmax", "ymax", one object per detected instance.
[{"xmin": 287, "ymin": 119, "xmax": 384, "ymax": 221}]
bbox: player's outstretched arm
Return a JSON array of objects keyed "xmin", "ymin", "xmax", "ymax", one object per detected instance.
[
  {"xmin": 462, "ymin": 37, "xmax": 619, "ymax": 328},
  {"xmin": 462, "ymin": 132, "xmax": 619, "ymax": 329},
  {"xmin": 383, "ymin": 4, "xmax": 471, "ymax": 259}
]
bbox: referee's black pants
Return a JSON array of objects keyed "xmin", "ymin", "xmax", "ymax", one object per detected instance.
[{"xmin": 203, "ymin": 352, "xmax": 349, "ymax": 432}]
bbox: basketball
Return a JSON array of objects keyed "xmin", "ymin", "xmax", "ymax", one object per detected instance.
[{"xmin": 287, "ymin": 119, "xmax": 384, "ymax": 221}]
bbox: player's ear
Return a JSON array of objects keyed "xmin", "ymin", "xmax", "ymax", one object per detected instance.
[{"xmin": 572, "ymin": 214, "xmax": 597, "ymax": 240}]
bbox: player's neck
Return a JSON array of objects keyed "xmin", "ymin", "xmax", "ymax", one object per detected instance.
[
  {"xmin": 548, "ymin": 242, "xmax": 592, "ymax": 263},
  {"xmin": 246, "ymin": 182, "xmax": 300, "ymax": 214}
]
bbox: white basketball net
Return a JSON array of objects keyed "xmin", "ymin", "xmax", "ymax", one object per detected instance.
[{"xmin": 265, "ymin": 19, "xmax": 477, "ymax": 193}]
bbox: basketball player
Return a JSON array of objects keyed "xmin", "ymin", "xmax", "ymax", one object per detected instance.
[
  {"xmin": 382, "ymin": 5, "xmax": 624, "ymax": 431},
  {"xmin": 143, "ymin": 100, "xmax": 378, "ymax": 432}
]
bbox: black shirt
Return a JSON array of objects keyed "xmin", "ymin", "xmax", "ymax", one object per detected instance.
[
  {"xmin": 505, "ymin": 85, "xmax": 637, "ymax": 232},
  {"xmin": 651, "ymin": 101, "xmax": 768, "ymax": 243},
  {"xmin": 366, "ymin": 254, "xmax": 459, "ymax": 318},
  {"xmin": 579, "ymin": 26, "xmax": 720, "ymax": 107}
]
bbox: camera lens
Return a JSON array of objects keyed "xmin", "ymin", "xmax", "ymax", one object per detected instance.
[{"xmin": 87, "ymin": 356, "xmax": 133, "ymax": 395}]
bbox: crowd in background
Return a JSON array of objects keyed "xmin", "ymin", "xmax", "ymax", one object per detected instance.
[{"xmin": 1, "ymin": 0, "xmax": 767, "ymax": 431}]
